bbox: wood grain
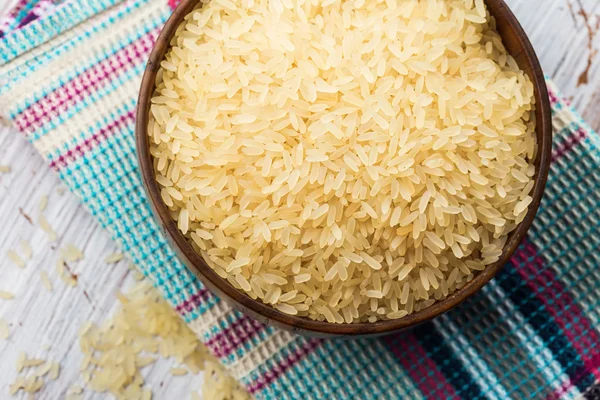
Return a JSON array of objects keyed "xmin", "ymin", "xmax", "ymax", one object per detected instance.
[
  {"xmin": 1, "ymin": 0, "xmax": 599, "ymax": 396},
  {"xmin": 508, "ymin": 0, "xmax": 600, "ymax": 131}
]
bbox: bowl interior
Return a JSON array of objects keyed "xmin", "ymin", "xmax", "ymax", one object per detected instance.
[{"xmin": 136, "ymin": 0, "xmax": 553, "ymax": 338}]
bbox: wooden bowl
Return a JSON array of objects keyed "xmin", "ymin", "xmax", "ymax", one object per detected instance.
[{"xmin": 136, "ymin": 0, "xmax": 552, "ymax": 338}]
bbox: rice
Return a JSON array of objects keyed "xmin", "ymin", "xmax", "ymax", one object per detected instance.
[
  {"xmin": 170, "ymin": 367, "xmax": 188, "ymax": 376},
  {"xmin": 0, "ymin": 165, "xmax": 10, "ymax": 173},
  {"xmin": 34, "ymin": 362, "xmax": 53, "ymax": 377},
  {"xmin": 49, "ymin": 362, "xmax": 60, "ymax": 380},
  {"xmin": 61, "ymin": 244, "xmax": 84, "ymax": 262},
  {"xmin": 201, "ymin": 360, "xmax": 251, "ymax": 400},
  {"xmin": 0, "ymin": 290, "xmax": 15, "ymax": 300},
  {"xmin": 0, "ymin": 318, "xmax": 9, "ymax": 340},
  {"xmin": 76, "ymin": 280, "xmax": 250, "ymax": 399},
  {"xmin": 11, "ymin": 354, "xmax": 62, "ymax": 397},
  {"xmin": 9, "ymin": 378, "xmax": 24, "ymax": 395},
  {"xmin": 16, "ymin": 352, "xmax": 26, "ymax": 372},
  {"xmin": 20, "ymin": 240, "xmax": 32, "ymax": 260},
  {"xmin": 68, "ymin": 386, "xmax": 83, "ymax": 395},
  {"xmin": 104, "ymin": 252, "xmax": 124, "ymax": 263},
  {"xmin": 55, "ymin": 258, "xmax": 65, "ymax": 275},
  {"xmin": 149, "ymin": 0, "xmax": 537, "ymax": 323},
  {"xmin": 7, "ymin": 249, "xmax": 25, "ymax": 268},
  {"xmin": 25, "ymin": 377, "xmax": 44, "ymax": 393},
  {"xmin": 56, "ymin": 258, "xmax": 78, "ymax": 287},
  {"xmin": 40, "ymin": 271, "xmax": 53, "ymax": 292},
  {"xmin": 23, "ymin": 358, "xmax": 45, "ymax": 368},
  {"xmin": 39, "ymin": 195, "xmax": 48, "ymax": 212}
]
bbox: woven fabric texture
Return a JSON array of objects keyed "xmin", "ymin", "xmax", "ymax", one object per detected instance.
[{"xmin": 1, "ymin": 1, "xmax": 600, "ymax": 399}]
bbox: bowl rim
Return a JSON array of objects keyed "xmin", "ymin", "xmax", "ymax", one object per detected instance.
[{"xmin": 135, "ymin": 0, "xmax": 553, "ymax": 337}]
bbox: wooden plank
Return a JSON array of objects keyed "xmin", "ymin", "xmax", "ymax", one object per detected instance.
[{"xmin": 507, "ymin": 0, "xmax": 600, "ymax": 130}]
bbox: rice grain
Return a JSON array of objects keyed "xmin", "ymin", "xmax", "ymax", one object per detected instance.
[
  {"xmin": 0, "ymin": 290, "xmax": 15, "ymax": 300},
  {"xmin": 20, "ymin": 240, "xmax": 32, "ymax": 260},
  {"xmin": 8, "ymin": 249, "xmax": 25, "ymax": 268},
  {"xmin": 40, "ymin": 271, "xmax": 53, "ymax": 292},
  {"xmin": 75, "ymin": 281, "xmax": 250, "ymax": 399},
  {"xmin": 0, "ymin": 318, "xmax": 9, "ymax": 340},
  {"xmin": 39, "ymin": 195, "xmax": 48, "ymax": 212},
  {"xmin": 104, "ymin": 252, "xmax": 124, "ymax": 264},
  {"xmin": 39, "ymin": 215, "xmax": 57, "ymax": 241},
  {"xmin": 61, "ymin": 244, "xmax": 84, "ymax": 262}
]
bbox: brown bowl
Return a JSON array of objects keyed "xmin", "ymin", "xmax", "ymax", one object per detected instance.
[{"xmin": 136, "ymin": 0, "xmax": 552, "ymax": 338}]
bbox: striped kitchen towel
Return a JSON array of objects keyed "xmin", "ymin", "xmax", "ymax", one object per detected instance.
[{"xmin": 1, "ymin": 1, "xmax": 600, "ymax": 399}]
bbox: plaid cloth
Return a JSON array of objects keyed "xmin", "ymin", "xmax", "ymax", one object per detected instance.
[{"xmin": 2, "ymin": 1, "xmax": 600, "ymax": 399}]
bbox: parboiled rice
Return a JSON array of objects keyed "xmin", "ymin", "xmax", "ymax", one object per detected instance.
[
  {"xmin": 55, "ymin": 257, "xmax": 78, "ymax": 287},
  {"xmin": 16, "ymin": 351, "xmax": 26, "ymax": 372},
  {"xmin": 22, "ymin": 358, "xmax": 45, "ymax": 368},
  {"xmin": 40, "ymin": 271, "xmax": 53, "ymax": 292},
  {"xmin": 9, "ymin": 281, "xmax": 249, "ymax": 399},
  {"xmin": 61, "ymin": 244, "xmax": 84, "ymax": 262},
  {"xmin": 104, "ymin": 252, "xmax": 124, "ymax": 264},
  {"xmin": 49, "ymin": 362, "xmax": 60, "ymax": 381},
  {"xmin": 11, "ymin": 354, "xmax": 61, "ymax": 397},
  {"xmin": 149, "ymin": 0, "xmax": 537, "ymax": 323},
  {"xmin": 39, "ymin": 215, "xmax": 57, "ymax": 242},
  {"xmin": 0, "ymin": 290, "xmax": 15, "ymax": 300},
  {"xmin": 0, "ymin": 318, "xmax": 8, "ymax": 340},
  {"xmin": 170, "ymin": 367, "xmax": 189, "ymax": 376},
  {"xmin": 20, "ymin": 240, "xmax": 32, "ymax": 261},
  {"xmin": 39, "ymin": 195, "xmax": 48, "ymax": 212},
  {"xmin": 34, "ymin": 362, "xmax": 53, "ymax": 377},
  {"xmin": 7, "ymin": 249, "xmax": 25, "ymax": 268}
]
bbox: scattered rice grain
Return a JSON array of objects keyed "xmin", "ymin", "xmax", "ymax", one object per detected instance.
[
  {"xmin": 104, "ymin": 252, "xmax": 124, "ymax": 264},
  {"xmin": 8, "ymin": 249, "xmax": 25, "ymax": 268},
  {"xmin": 39, "ymin": 215, "xmax": 57, "ymax": 241},
  {"xmin": 0, "ymin": 290, "xmax": 15, "ymax": 299},
  {"xmin": 0, "ymin": 319, "xmax": 9, "ymax": 340},
  {"xmin": 38, "ymin": 195, "xmax": 48, "ymax": 212},
  {"xmin": 20, "ymin": 240, "xmax": 32, "ymax": 260},
  {"xmin": 40, "ymin": 271, "xmax": 53, "ymax": 292}
]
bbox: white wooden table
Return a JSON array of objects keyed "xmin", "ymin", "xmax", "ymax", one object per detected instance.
[{"xmin": 1, "ymin": 1, "xmax": 599, "ymax": 399}]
